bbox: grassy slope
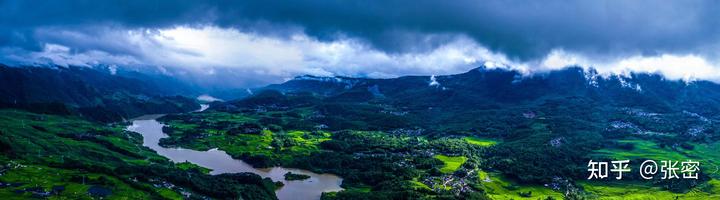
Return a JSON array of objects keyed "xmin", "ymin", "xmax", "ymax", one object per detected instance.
[
  {"xmin": 0, "ymin": 109, "xmax": 175, "ymax": 199},
  {"xmin": 587, "ymin": 139, "xmax": 720, "ymax": 198},
  {"xmin": 591, "ymin": 139, "xmax": 719, "ymax": 178},
  {"xmin": 0, "ymin": 163, "xmax": 149, "ymax": 200},
  {"xmin": 463, "ymin": 137, "xmax": 498, "ymax": 147},
  {"xmin": 579, "ymin": 180, "xmax": 720, "ymax": 200},
  {"xmin": 592, "ymin": 139, "xmax": 689, "ymax": 162},
  {"xmin": 478, "ymin": 171, "xmax": 563, "ymax": 200},
  {"xmin": 434, "ymin": 155, "xmax": 467, "ymax": 174},
  {"xmin": 176, "ymin": 162, "xmax": 211, "ymax": 174}
]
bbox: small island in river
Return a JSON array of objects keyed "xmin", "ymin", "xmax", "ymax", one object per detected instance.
[{"xmin": 284, "ymin": 172, "xmax": 311, "ymax": 181}]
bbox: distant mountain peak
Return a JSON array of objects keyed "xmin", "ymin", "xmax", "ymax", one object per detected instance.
[
  {"xmin": 293, "ymin": 75, "xmax": 346, "ymax": 82},
  {"xmin": 290, "ymin": 74, "xmax": 362, "ymax": 89}
]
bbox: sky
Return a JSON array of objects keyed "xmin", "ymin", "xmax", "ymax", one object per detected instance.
[{"xmin": 2, "ymin": 0, "xmax": 720, "ymax": 87}]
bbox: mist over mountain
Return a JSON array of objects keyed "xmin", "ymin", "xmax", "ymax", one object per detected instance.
[
  {"xmin": 0, "ymin": 64, "xmax": 201, "ymax": 122},
  {"xmin": 8, "ymin": 62, "xmax": 720, "ymax": 119},
  {"xmin": 4, "ymin": 2, "xmax": 720, "ymax": 199},
  {"xmin": 2, "ymin": 61, "xmax": 720, "ymax": 199},
  {"xmin": 245, "ymin": 66, "xmax": 720, "ymax": 115}
]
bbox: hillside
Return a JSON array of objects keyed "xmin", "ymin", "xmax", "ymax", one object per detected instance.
[
  {"xmin": 149, "ymin": 66, "xmax": 720, "ymax": 199},
  {"xmin": 0, "ymin": 109, "xmax": 278, "ymax": 199},
  {"xmin": 0, "ymin": 65, "xmax": 200, "ymax": 122}
]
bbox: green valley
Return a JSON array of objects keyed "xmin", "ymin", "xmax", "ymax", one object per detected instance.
[{"xmin": 0, "ymin": 109, "xmax": 277, "ymax": 199}]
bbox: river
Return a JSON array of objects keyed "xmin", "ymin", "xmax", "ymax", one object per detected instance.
[{"xmin": 126, "ymin": 104, "xmax": 343, "ymax": 200}]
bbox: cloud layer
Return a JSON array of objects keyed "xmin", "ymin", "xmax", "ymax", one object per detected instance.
[{"xmin": 2, "ymin": 0, "xmax": 720, "ymax": 87}]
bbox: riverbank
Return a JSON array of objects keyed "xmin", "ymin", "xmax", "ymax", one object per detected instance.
[{"xmin": 126, "ymin": 108, "xmax": 343, "ymax": 200}]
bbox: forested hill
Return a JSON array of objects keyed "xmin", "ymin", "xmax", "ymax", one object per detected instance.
[
  {"xmin": 0, "ymin": 65, "xmax": 200, "ymax": 122},
  {"xmin": 190, "ymin": 66, "xmax": 720, "ymax": 198},
  {"xmin": 249, "ymin": 66, "xmax": 720, "ymax": 116},
  {"xmin": 213, "ymin": 65, "xmax": 720, "ymax": 145}
]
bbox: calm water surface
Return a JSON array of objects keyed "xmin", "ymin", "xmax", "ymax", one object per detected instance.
[{"xmin": 126, "ymin": 105, "xmax": 343, "ymax": 200}]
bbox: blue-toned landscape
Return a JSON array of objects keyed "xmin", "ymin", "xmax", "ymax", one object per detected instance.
[{"xmin": 2, "ymin": 1, "xmax": 720, "ymax": 199}]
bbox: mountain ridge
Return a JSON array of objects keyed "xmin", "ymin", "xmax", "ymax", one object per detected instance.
[
  {"xmin": 0, "ymin": 64, "xmax": 201, "ymax": 122},
  {"xmin": 242, "ymin": 66, "xmax": 720, "ymax": 115}
]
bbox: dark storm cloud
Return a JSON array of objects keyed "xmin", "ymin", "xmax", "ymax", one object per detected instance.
[
  {"xmin": 0, "ymin": 0, "xmax": 204, "ymax": 51},
  {"xmin": 217, "ymin": 0, "xmax": 720, "ymax": 60},
  {"xmin": 1, "ymin": 0, "xmax": 720, "ymax": 61}
]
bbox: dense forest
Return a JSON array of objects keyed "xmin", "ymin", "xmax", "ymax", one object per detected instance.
[
  {"xmin": 156, "ymin": 67, "xmax": 720, "ymax": 199},
  {"xmin": 3, "ymin": 66, "xmax": 720, "ymax": 199}
]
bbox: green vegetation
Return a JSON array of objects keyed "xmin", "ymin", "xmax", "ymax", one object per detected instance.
[
  {"xmin": 409, "ymin": 180, "xmax": 433, "ymax": 191},
  {"xmin": 683, "ymin": 141, "xmax": 720, "ymax": 179},
  {"xmin": 464, "ymin": 137, "xmax": 498, "ymax": 147},
  {"xmin": 479, "ymin": 172, "xmax": 563, "ymax": 200},
  {"xmin": 11, "ymin": 73, "xmax": 715, "ymax": 200},
  {"xmin": 0, "ymin": 163, "xmax": 149, "ymax": 199},
  {"xmin": 593, "ymin": 139, "xmax": 720, "ymax": 179},
  {"xmin": 434, "ymin": 155, "xmax": 468, "ymax": 174},
  {"xmin": 284, "ymin": 172, "xmax": 311, "ymax": 181},
  {"xmin": 160, "ymin": 106, "xmax": 494, "ymax": 199},
  {"xmin": 176, "ymin": 162, "xmax": 211, "ymax": 174},
  {"xmin": 592, "ymin": 139, "xmax": 689, "ymax": 162},
  {"xmin": 580, "ymin": 180, "xmax": 720, "ymax": 200},
  {"xmin": 0, "ymin": 109, "xmax": 277, "ymax": 199},
  {"xmin": 149, "ymin": 87, "xmax": 720, "ymax": 200},
  {"xmin": 159, "ymin": 110, "xmax": 333, "ymax": 167}
]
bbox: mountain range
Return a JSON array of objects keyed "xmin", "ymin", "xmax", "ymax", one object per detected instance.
[
  {"xmin": 0, "ymin": 64, "xmax": 200, "ymax": 122},
  {"xmin": 257, "ymin": 66, "xmax": 720, "ymax": 115}
]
